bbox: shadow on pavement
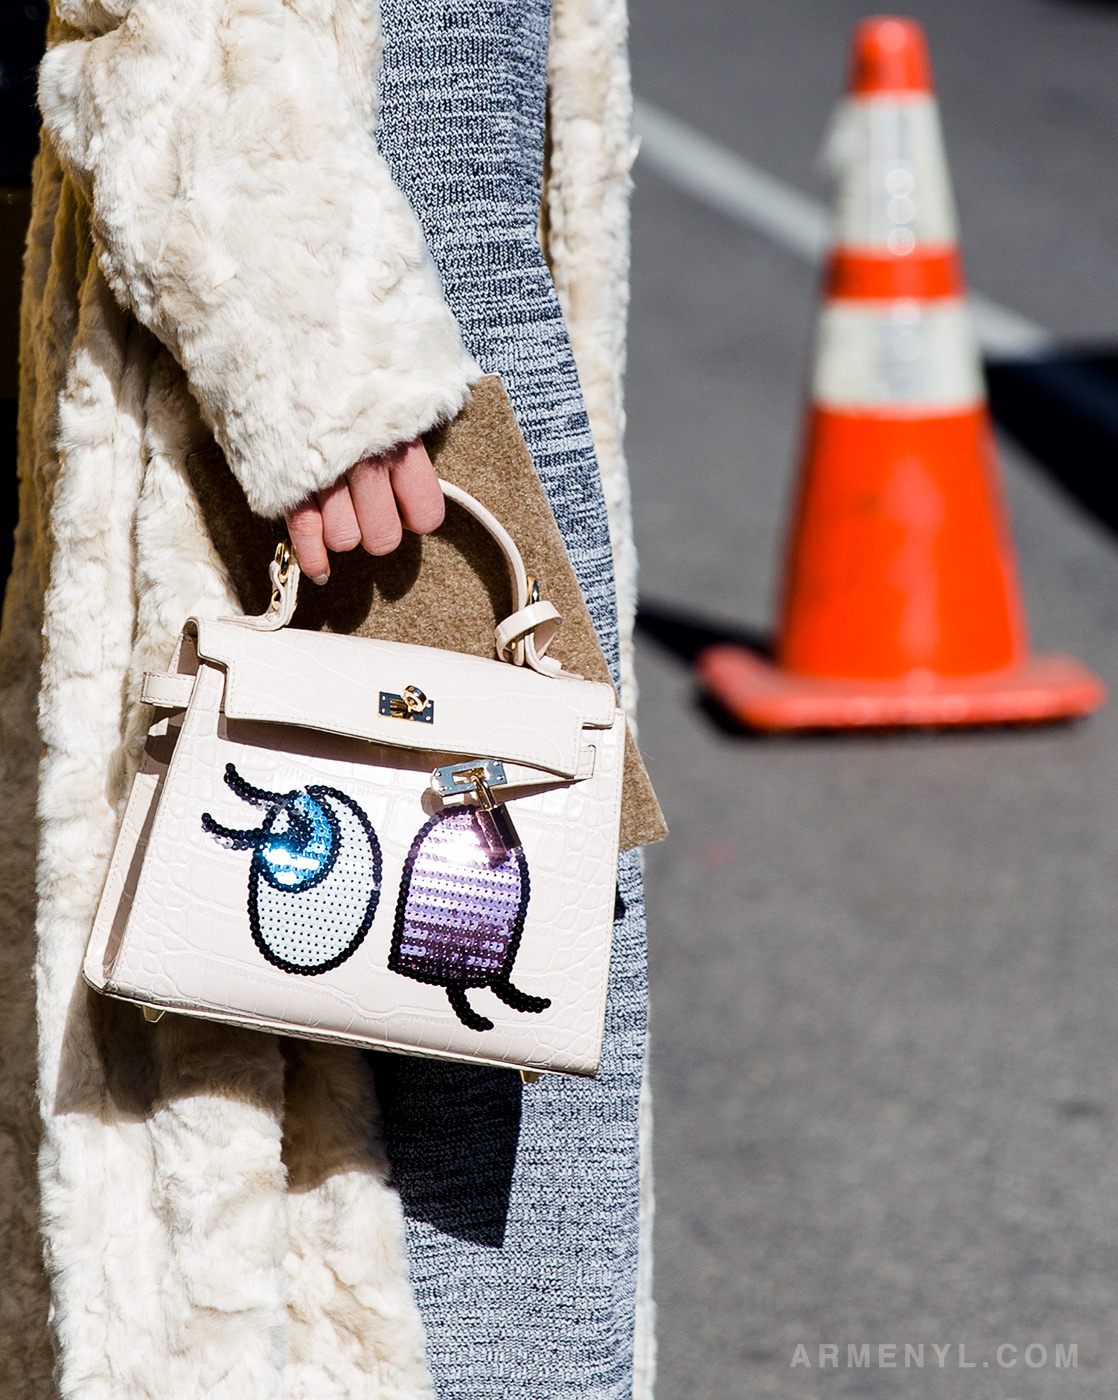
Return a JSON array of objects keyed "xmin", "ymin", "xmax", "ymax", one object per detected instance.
[
  {"xmin": 636, "ymin": 602, "xmax": 777, "ymax": 740},
  {"xmin": 986, "ymin": 346, "xmax": 1118, "ymax": 537},
  {"xmin": 634, "ymin": 600, "xmax": 772, "ymax": 664}
]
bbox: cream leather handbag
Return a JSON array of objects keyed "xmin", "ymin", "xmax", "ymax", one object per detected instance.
[{"xmin": 86, "ymin": 482, "xmax": 625, "ymax": 1077}]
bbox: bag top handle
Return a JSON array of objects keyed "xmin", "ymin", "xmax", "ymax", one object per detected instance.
[{"xmin": 236, "ymin": 479, "xmax": 564, "ymax": 678}]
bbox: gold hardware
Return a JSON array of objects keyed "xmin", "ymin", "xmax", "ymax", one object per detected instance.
[
  {"xmin": 141, "ymin": 1005, "xmax": 166, "ymax": 1023},
  {"xmin": 520, "ymin": 1070, "xmax": 541, "ymax": 1085},
  {"xmin": 431, "ymin": 759, "xmax": 520, "ymax": 856},
  {"xmin": 379, "ymin": 686, "xmax": 434, "ymax": 723},
  {"xmin": 267, "ymin": 539, "xmax": 293, "ymax": 613},
  {"xmin": 456, "ymin": 766, "xmax": 497, "ymax": 810},
  {"xmin": 497, "ymin": 579, "xmax": 541, "ymax": 662}
]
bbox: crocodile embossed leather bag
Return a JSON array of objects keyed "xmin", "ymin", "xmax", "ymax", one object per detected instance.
[{"xmin": 86, "ymin": 482, "xmax": 625, "ymax": 1077}]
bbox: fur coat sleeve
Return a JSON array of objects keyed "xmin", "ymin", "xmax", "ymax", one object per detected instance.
[{"xmin": 38, "ymin": 0, "xmax": 480, "ymax": 517}]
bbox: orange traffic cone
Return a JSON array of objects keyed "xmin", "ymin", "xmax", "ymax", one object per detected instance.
[{"xmin": 698, "ymin": 16, "xmax": 1104, "ymax": 729}]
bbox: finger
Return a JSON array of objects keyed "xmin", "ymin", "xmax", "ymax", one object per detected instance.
[
  {"xmin": 348, "ymin": 457, "xmax": 403, "ymax": 555},
  {"xmin": 318, "ymin": 477, "xmax": 363, "ymax": 553},
  {"xmin": 285, "ymin": 499, "xmax": 330, "ymax": 584},
  {"xmin": 389, "ymin": 439, "xmax": 445, "ymax": 535}
]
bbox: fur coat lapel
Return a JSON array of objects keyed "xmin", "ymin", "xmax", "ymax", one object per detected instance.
[{"xmin": 0, "ymin": 1, "xmax": 638, "ymax": 1394}]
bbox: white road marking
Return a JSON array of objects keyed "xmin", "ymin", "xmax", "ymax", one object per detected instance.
[{"xmin": 632, "ymin": 98, "xmax": 1054, "ymax": 359}]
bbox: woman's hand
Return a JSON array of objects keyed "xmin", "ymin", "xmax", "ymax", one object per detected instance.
[{"xmin": 284, "ymin": 438, "xmax": 444, "ymax": 583}]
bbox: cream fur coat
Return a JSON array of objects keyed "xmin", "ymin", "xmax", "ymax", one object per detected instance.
[{"xmin": 0, "ymin": 0, "xmax": 644, "ymax": 1394}]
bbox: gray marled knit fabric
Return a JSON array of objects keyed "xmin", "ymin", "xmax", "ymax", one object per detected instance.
[{"xmin": 371, "ymin": 3, "xmax": 648, "ymax": 1397}]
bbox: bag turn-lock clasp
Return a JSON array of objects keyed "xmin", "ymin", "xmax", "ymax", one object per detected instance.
[{"xmin": 379, "ymin": 685, "xmax": 435, "ymax": 723}]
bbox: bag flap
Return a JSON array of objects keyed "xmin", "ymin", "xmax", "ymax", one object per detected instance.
[{"xmin": 190, "ymin": 618, "xmax": 617, "ymax": 778}]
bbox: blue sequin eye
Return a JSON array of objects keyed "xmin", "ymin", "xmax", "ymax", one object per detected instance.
[{"xmin": 260, "ymin": 794, "xmax": 335, "ymax": 891}]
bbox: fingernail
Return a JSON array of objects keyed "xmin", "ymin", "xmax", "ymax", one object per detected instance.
[{"xmin": 311, "ymin": 572, "xmax": 329, "ymax": 586}]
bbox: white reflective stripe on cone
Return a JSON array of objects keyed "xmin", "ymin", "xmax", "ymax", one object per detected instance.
[
  {"xmin": 828, "ymin": 94, "xmax": 957, "ymax": 251},
  {"xmin": 812, "ymin": 298, "xmax": 985, "ymax": 411}
]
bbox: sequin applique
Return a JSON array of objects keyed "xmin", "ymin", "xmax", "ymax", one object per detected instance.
[
  {"xmin": 202, "ymin": 763, "xmax": 382, "ymax": 975},
  {"xmin": 389, "ymin": 807, "xmax": 551, "ymax": 1031}
]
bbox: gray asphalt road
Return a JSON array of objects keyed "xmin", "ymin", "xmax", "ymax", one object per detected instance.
[{"xmin": 626, "ymin": 3, "xmax": 1118, "ymax": 1397}]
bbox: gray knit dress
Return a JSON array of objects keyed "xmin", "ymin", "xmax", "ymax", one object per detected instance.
[{"xmin": 370, "ymin": 2, "xmax": 648, "ymax": 1396}]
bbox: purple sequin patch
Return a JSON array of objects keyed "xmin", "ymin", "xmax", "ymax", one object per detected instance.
[{"xmin": 390, "ymin": 808, "xmax": 528, "ymax": 986}]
